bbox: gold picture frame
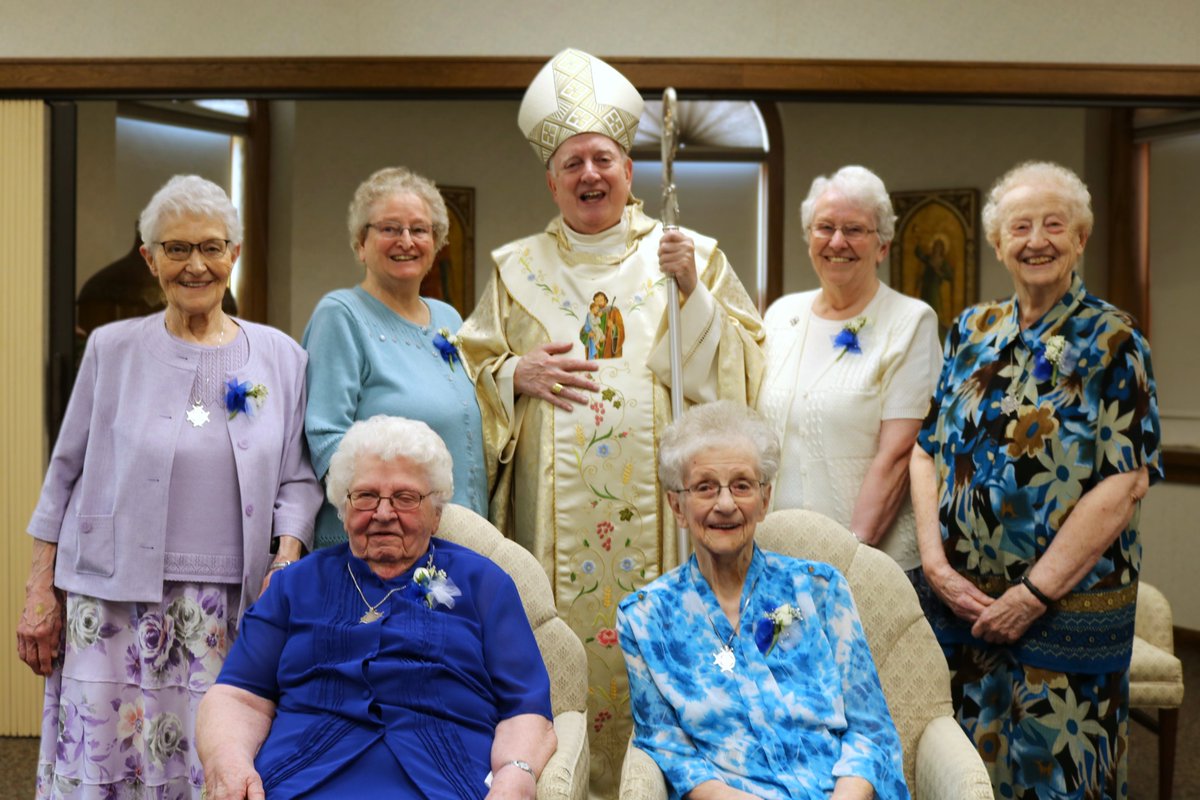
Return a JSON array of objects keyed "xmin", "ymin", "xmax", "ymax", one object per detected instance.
[
  {"xmin": 420, "ymin": 186, "xmax": 476, "ymax": 317},
  {"xmin": 889, "ymin": 188, "xmax": 979, "ymax": 339}
]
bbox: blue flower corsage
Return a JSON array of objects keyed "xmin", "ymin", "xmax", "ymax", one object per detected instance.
[
  {"xmin": 833, "ymin": 316, "xmax": 868, "ymax": 361},
  {"xmin": 1032, "ymin": 334, "xmax": 1076, "ymax": 382},
  {"xmin": 754, "ymin": 603, "xmax": 799, "ymax": 656},
  {"xmin": 406, "ymin": 549, "xmax": 461, "ymax": 610},
  {"xmin": 433, "ymin": 327, "xmax": 461, "ymax": 371},
  {"xmin": 224, "ymin": 379, "xmax": 268, "ymax": 420}
]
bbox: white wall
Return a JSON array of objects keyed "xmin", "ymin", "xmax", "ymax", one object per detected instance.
[{"xmin": 4, "ymin": 0, "xmax": 1199, "ymax": 64}]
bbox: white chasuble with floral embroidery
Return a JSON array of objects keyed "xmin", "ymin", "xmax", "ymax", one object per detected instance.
[{"xmin": 458, "ymin": 203, "xmax": 766, "ymax": 798}]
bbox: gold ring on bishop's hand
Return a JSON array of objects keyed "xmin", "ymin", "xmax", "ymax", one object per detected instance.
[{"xmin": 551, "ymin": 382, "xmax": 564, "ymax": 395}]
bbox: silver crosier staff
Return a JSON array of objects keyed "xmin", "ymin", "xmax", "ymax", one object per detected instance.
[{"xmin": 661, "ymin": 87, "xmax": 690, "ymax": 567}]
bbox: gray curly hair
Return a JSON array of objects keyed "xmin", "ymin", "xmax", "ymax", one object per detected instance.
[
  {"xmin": 325, "ymin": 415, "xmax": 454, "ymax": 518},
  {"xmin": 138, "ymin": 175, "xmax": 242, "ymax": 247},
  {"xmin": 346, "ymin": 166, "xmax": 450, "ymax": 253},
  {"xmin": 982, "ymin": 161, "xmax": 1093, "ymax": 247},
  {"xmin": 799, "ymin": 165, "xmax": 896, "ymax": 245},
  {"xmin": 658, "ymin": 401, "xmax": 781, "ymax": 491}
]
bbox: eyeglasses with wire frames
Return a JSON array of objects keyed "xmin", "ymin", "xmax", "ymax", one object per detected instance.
[
  {"xmin": 346, "ymin": 489, "xmax": 435, "ymax": 512},
  {"xmin": 156, "ymin": 239, "xmax": 232, "ymax": 261},
  {"xmin": 809, "ymin": 223, "xmax": 877, "ymax": 243},
  {"xmin": 366, "ymin": 222, "xmax": 433, "ymax": 242},
  {"xmin": 672, "ymin": 478, "xmax": 766, "ymax": 502}
]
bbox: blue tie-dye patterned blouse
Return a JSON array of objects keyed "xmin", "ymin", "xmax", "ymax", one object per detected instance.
[{"xmin": 617, "ymin": 546, "xmax": 909, "ymax": 800}]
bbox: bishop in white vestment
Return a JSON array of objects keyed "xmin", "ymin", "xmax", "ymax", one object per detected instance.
[{"xmin": 457, "ymin": 48, "xmax": 764, "ymax": 796}]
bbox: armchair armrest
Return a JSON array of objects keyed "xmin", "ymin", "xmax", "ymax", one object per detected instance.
[
  {"xmin": 1135, "ymin": 582, "xmax": 1175, "ymax": 654},
  {"xmin": 538, "ymin": 711, "xmax": 589, "ymax": 800},
  {"xmin": 619, "ymin": 740, "xmax": 667, "ymax": 800},
  {"xmin": 915, "ymin": 715, "xmax": 992, "ymax": 800}
]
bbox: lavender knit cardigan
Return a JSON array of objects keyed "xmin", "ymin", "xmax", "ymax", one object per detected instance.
[{"xmin": 27, "ymin": 313, "xmax": 323, "ymax": 620}]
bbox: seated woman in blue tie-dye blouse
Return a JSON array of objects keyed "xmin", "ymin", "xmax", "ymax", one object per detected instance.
[{"xmin": 618, "ymin": 401, "xmax": 908, "ymax": 800}]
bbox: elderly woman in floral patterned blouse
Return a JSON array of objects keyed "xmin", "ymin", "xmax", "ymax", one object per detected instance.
[
  {"xmin": 618, "ymin": 401, "xmax": 908, "ymax": 800},
  {"xmin": 910, "ymin": 161, "xmax": 1162, "ymax": 800}
]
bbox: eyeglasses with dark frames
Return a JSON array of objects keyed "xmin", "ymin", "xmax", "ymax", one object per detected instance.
[{"xmin": 156, "ymin": 239, "xmax": 232, "ymax": 261}]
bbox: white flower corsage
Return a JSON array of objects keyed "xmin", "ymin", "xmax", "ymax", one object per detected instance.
[
  {"xmin": 754, "ymin": 603, "xmax": 800, "ymax": 656},
  {"xmin": 411, "ymin": 560, "xmax": 461, "ymax": 610}
]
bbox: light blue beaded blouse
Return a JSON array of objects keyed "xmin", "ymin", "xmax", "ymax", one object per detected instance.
[
  {"xmin": 617, "ymin": 547, "xmax": 910, "ymax": 800},
  {"xmin": 303, "ymin": 287, "xmax": 487, "ymax": 548}
]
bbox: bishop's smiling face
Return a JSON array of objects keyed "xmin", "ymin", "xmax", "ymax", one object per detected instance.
[{"xmin": 545, "ymin": 133, "xmax": 633, "ymax": 235}]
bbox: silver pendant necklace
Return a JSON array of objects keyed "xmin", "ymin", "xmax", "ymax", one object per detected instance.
[
  {"xmin": 707, "ymin": 575, "xmax": 758, "ymax": 675},
  {"xmin": 1001, "ymin": 346, "xmax": 1035, "ymax": 416},
  {"xmin": 347, "ymin": 563, "xmax": 406, "ymax": 624},
  {"xmin": 183, "ymin": 317, "xmax": 227, "ymax": 428}
]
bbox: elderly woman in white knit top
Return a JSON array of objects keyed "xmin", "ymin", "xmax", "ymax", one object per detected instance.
[{"xmin": 758, "ymin": 166, "xmax": 942, "ymax": 575}]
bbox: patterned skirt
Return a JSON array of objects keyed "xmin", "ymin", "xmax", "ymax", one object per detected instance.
[
  {"xmin": 944, "ymin": 641, "xmax": 1129, "ymax": 800},
  {"xmin": 36, "ymin": 583, "xmax": 237, "ymax": 800}
]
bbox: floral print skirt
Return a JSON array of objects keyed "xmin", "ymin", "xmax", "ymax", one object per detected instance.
[
  {"xmin": 36, "ymin": 582, "xmax": 237, "ymax": 800},
  {"xmin": 945, "ymin": 641, "xmax": 1128, "ymax": 800}
]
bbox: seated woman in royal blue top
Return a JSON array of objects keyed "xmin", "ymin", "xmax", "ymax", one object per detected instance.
[
  {"xmin": 618, "ymin": 401, "xmax": 909, "ymax": 800},
  {"xmin": 197, "ymin": 415, "xmax": 556, "ymax": 800}
]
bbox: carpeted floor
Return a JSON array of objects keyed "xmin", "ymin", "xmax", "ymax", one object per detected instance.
[{"xmin": 2, "ymin": 636, "xmax": 1197, "ymax": 798}]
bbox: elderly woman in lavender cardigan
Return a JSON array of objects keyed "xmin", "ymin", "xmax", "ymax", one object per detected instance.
[{"xmin": 17, "ymin": 175, "xmax": 323, "ymax": 800}]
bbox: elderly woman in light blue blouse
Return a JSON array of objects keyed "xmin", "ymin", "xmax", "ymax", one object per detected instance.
[
  {"xmin": 303, "ymin": 166, "xmax": 488, "ymax": 548},
  {"xmin": 618, "ymin": 401, "xmax": 908, "ymax": 800}
]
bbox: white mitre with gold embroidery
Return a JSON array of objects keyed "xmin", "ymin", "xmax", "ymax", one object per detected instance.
[{"xmin": 518, "ymin": 48, "xmax": 644, "ymax": 165}]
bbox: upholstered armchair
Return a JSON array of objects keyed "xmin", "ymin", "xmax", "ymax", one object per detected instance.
[
  {"xmin": 438, "ymin": 504, "xmax": 589, "ymax": 800},
  {"xmin": 1130, "ymin": 581, "xmax": 1185, "ymax": 800},
  {"xmin": 619, "ymin": 509, "xmax": 992, "ymax": 800}
]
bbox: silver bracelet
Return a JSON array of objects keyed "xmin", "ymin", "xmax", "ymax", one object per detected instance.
[
  {"xmin": 484, "ymin": 759, "xmax": 535, "ymax": 788},
  {"xmin": 267, "ymin": 560, "xmax": 294, "ymax": 572}
]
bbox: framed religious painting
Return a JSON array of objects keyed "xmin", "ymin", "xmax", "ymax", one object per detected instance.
[
  {"xmin": 420, "ymin": 186, "xmax": 476, "ymax": 317},
  {"xmin": 889, "ymin": 188, "xmax": 979, "ymax": 340}
]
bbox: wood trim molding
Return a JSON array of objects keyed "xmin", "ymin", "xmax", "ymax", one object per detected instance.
[
  {"xmin": 2, "ymin": 57, "xmax": 1200, "ymax": 101},
  {"xmin": 759, "ymin": 102, "xmax": 785, "ymax": 311},
  {"xmin": 1163, "ymin": 447, "xmax": 1200, "ymax": 486}
]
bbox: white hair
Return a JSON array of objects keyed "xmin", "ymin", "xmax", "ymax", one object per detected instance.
[
  {"xmin": 799, "ymin": 165, "xmax": 897, "ymax": 245},
  {"xmin": 325, "ymin": 415, "xmax": 454, "ymax": 516},
  {"xmin": 138, "ymin": 175, "xmax": 242, "ymax": 246},
  {"xmin": 658, "ymin": 401, "xmax": 781, "ymax": 491},
  {"xmin": 982, "ymin": 160, "xmax": 1094, "ymax": 247}
]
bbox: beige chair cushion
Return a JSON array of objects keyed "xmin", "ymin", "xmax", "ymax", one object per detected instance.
[
  {"xmin": 438, "ymin": 503, "xmax": 588, "ymax": 716},
  {"xmin": 1129, "ymin": 636, "xmax": 1185, "ymax": 708},
  {"xmin": 756, "ymin": 509, "xmax": 953, "ymax": 791},
  {"xmin": 436, "ymin": 504, "xmax": 590, "ymax": 800}
]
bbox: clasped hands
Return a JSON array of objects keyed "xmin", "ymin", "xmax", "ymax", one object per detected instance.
[
  {"xmin": 924, "ymin": 562, "xmax": 1047, "ymax": 644},
  {"xmin": 513, "ymin": 229, "xmax": 698, "ymax": 409}
]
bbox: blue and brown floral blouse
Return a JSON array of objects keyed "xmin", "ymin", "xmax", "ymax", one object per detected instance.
[
  {"xmin": 917, "ymin": 273, "xmax": 1162, "ymax": 673},
  {"xmin": 617, "ymin": 546, "xmax": 909, "ymax": 800}
]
